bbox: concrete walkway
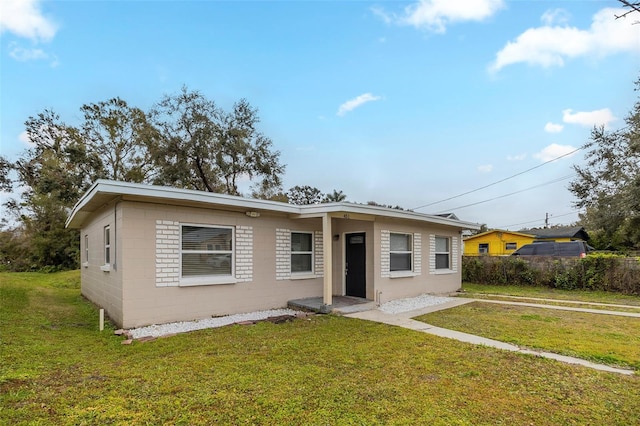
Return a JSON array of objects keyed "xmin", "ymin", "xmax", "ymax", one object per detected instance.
[
  {"xmin": 474, "ymin": 299, "xmax": 640, "ymax": 317},
  {"xmin": 345, "ymin": 297, "xmax": 636, "ymax": 376}
]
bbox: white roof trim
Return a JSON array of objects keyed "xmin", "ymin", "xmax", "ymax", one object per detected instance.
[{"xmin": 66, "ymin": 180, "xmax": 480, "ymax": 230}]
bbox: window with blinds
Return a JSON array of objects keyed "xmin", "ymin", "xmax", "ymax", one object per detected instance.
[
  {"xmin": 291, "ymin": 232, "xmax": 313, "ymax": 273},
  {"xmin": 390, "ymin": 232, "xmax": 413, "ymax": 272},
  {"xmin": 181, "ymin": 225, "xmax": 234, "ymax": 278},
  {"xmin": 435, "ymin": 236, "xmax": 450, "ymax": 270}
]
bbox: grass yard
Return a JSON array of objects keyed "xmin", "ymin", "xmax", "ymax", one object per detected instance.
[
  {"xmin": 459, "ymin": 295, "xmax": 640, "ymax": 313},
  {"xmin": 2, "ymin": 272, "xmax": 640, "ymax": 425},
  {"xmin": 461, "ymin": 282, "xmax": 640, "ymax": 306},
  {"xmin": 416, "ymin": 302, "xmax": 640, "ymax": 369}
]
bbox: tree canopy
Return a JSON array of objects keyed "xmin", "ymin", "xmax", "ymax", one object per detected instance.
[
  {"xmin": 148, "ymin": 87, "xmax": 284, "ymax": 196},
  {"xmin": 286, "ymin": 186, "xmax": 348, "ymax": 205},
  {"xmin": 569, "ymin": 77, "xmax": 640, "ymax": 250},
  {"xmin": 1, "ymin": 88, "xmax": 286, "ymax": 271}
]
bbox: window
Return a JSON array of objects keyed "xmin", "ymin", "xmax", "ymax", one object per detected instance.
[
  {"xmin": 390, "ymin": 233, "xmax": 412, "ymax": 272},
  {"xmin": 104, "ymin": 226, "xmax": 111, "ymax": 265},
  {"xmin": 435, "ymin": 236, "xmax": 450, "ymax": 270},
  {"xmin": 505, "ymin": 242, "xmax": 517, "ymax": 250},
  {"xmin": 291, "ymin": 232, "xmax": 313, "ymax": 273},
  {"xmin": 181, "ymin": 225, "xmax": 233, "ymax": 278},
  {"xmin": 478, "ymin": 243, "xmax": 489, "ymax": 254}
]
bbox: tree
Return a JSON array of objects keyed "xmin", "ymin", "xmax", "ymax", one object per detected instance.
[
  {"xmin": 15, "ymin": 109, "xmax": 98, "ymax": 206},
  {"xmin": 324, "ymin": 189, "xmax": 347, "ymax": 202},
  {"xmin": 3, "ymin": 88, "xmax": 286, "ymax": 270},
  {"xmin": 81, "ymin": 97, "xmax": 158, "ymax": 182},
  {"xmin": 366, "ymin": 201, "xmax": 405, "ymax": 210},
  {"xmin": 149, "ymin": 87, "xmax": 285, "ymax": 195},
  {"xmin": 616, "ymin": 1, "xmax": 640, "ymax": 21},
  {"xmin": 0, "ymin": 156, "xmax": 12, "ymax": 193},
  {"xmin": 287, "ymin": 185, "xmax": 324, "ymax": 205},
  {"xmin": 569, "ymin": 78, "xmax": 640, "ymax": 250},
  {"xmin": 218, "ymin": 99, "xmax": 285, "ymax": 196},
  {"xmin": 3, "ymin": 110, "xmax": 94, "ymax": 270},
  {"xmin": 5, "ymin": 99, "xmax": 156, "ymax": 270}
]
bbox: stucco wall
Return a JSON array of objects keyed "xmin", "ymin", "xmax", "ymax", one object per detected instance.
[
  {"xmin": 80, "ymin": 199, "xmax": 467, "ymax": 329},
  {"xmin": 115, "ymin": 201, "xmax": 325, "ymax": 328},
  {"xmin": 80, "ymin": 201, "xmax": 124, "ymax": 326},
  {"xmin": 373, "ymin": 220, "xmax": 462, "ymax": 304}
]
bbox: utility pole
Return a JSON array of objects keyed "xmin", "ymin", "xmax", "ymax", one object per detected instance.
[{"xmin": 545, "ymin": 213, "xmax": 549, "ymax": 229}]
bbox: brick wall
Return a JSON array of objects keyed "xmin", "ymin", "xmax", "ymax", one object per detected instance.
[
  {"xmin": 235, "ymin": 225, "xmax": 253, "ymax": 282},
  {"xmin": 155, "ymin": 221, "xmax": 254, "ymax": 285},
  {"xmin": 155, "ymin": 220, "xmax": 180, "ymax": 287}
]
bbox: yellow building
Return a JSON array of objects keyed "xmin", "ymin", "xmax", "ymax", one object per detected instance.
[
  {"xmin": 463, "ymin": 226, "xmax": 590, "ymax": 256},
  {"xmin": 463, "ymin": 230, "xmax": 535, "ymax": 256}
]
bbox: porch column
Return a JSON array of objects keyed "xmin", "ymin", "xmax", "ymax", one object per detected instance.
[{"xmin": 322, "ymin": 213, "xmax": 333, "ymax": 306}]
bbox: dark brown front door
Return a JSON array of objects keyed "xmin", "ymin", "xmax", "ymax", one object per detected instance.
[{"xmin": 345, "ymin": 232, "xmax": 366, "ymax": 298}]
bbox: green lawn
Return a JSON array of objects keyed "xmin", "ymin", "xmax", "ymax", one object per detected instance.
[
  {"xmin": 2, "ymin": 272, "xmax": 640, "ymax": 425},
  {"xmin": 461, "ymin": 282, "xmax": 640, "ymax": 306},
  {"xmin": 416, "ymin": 302, "xmax": 640, "ymax": 370}
]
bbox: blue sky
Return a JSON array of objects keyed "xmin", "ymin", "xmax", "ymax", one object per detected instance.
[{"xmin": 1, "ymin": 0, "xmax": 639, "ymax": 230}]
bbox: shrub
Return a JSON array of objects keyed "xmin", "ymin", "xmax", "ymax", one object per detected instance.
[{"xmin": 462, "ymin": 254, "xmax": 640, "ymax": 295}]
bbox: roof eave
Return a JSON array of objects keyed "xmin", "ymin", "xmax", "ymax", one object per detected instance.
[{"xmin": 66, "ymin": 180, "xmax": 481, "ymax": 231}]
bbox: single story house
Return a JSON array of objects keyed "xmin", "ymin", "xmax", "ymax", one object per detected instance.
[
  {"xmin": 463, "ymin": 230, "xmax": 534, "ymax": 256},
  {"xmin": 66, "ymin": 180, "xmax": 480, "ymax": 328}
]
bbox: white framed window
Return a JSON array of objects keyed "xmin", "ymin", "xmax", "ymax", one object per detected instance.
[
  {"xmin": 104, "ymin": 226, "xmax": 111, "ymax": 265},
  {"xmin": 291, "ymin": 232, "xmax": 313, "ymax": 274},
  {"xmin": 435, "ymin": 236, "xmax": 450, "ymax": 270},
  {"xmin": 505, "ymin": 242, "xmax": 517, "ymax": 251},
  {"xmin": 390, "ymin": 232, "xmax": 413, "ymax": 272},
  {"xmin": 181, "ymin": 225, "xmax": 234, "ymax": 281},
  {"xmin": 478, "ymin": 243, "xmax": 489, "ymax": 254},
  {"xmin": 83, "ymin": 234, "xmax": 89, "ymax": 268},
  {"xmin": 100, "ymin": 226, "xmax": 112, "ymax": 271}
]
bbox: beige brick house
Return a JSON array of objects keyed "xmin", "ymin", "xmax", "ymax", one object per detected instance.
[{"xmin": 66, "ymin": 180, "xmax": 479, "ymax": 328}]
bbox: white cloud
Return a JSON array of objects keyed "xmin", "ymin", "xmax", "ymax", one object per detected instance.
[
  {"xmin": 9, "ymin": 42, "xmax": 46, "ymax": 61},
  {"xmin": 19, "ymin": 131, "xmax": 33, "ymax": 146},
  {"xmin": 490, "ymin": 8, "xmax": 639, "ymax": 72},
  {"xmin": 541, "ymin": 9, "xmax": 570, "ymax": 26},
  {"xmin": 562, "ymin": 108, "xmax": 616, "ymax": 129},
  {"xmin": 477, "ymin": 164, "xmax": 493, "ymax": 173},
  {"xmin": 533, "ymin": 143, "xmax": 578, "ymax": 162},
  {"xmin": 371, "ymin": 7, "xmax": 392, "ymax": 25},
  {"xmin": 507, "ymin": 153, "xmax": 526, "ymax": 161},
  {"xmin": 0, "ymin": 0, "xmax": 58, "ymax": 42},
  {"xmin": 337, "ymin": 93, "xmax": 382, "ymax": 116},
  {"xmin": 544, "ymin": 122, "xmax": 564, "ymax": 133},
  {"xmin": 374, "ymin": 0, "xmax": 504, "ymax": 33},
  {"xmin": 8, "ymin": 42, "xmax": 58, "ymax": 66}
]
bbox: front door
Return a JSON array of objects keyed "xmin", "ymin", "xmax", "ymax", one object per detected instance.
[{"xmin": 345, "ymin": 232, "xmax": 366, "ymax": 298}]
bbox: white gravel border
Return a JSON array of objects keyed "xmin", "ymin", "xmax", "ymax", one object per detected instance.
[
  {"xmin": 378, "ymin": 294, "xmax": 456, "ymax": 314},
  {"xmin": 129, "ymin": 308, "xmax": 302, "ymax": 339},
  {"xmin": 128, "ymin": 295, "xmax": 455, "ymax": 338}
]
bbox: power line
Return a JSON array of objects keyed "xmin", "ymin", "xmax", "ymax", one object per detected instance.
[
  {"xmin": 412, "ymin": 147, "xmax": 582, "ymax": 211},
  {"xmin": 434, "ymin": 174, "xmax": 575, "ymax": 214},
  {"xmin": 498, "ymin": 210, "xmax": 582, "ymax": 229}
]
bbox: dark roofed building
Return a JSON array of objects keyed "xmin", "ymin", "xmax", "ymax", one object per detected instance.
[{"xmin": 518, "ymin": 226, "xmax": 589, "ymax": 242}]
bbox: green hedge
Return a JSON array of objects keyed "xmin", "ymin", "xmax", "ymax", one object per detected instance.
[{"xmin": 462, "ymin": 254, "xmax": 640, "ymax": 294}]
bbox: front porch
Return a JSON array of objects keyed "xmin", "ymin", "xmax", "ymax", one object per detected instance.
[{"xmin": 288, "ymin": 296, "xmax": 378, "ymax": 314}]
